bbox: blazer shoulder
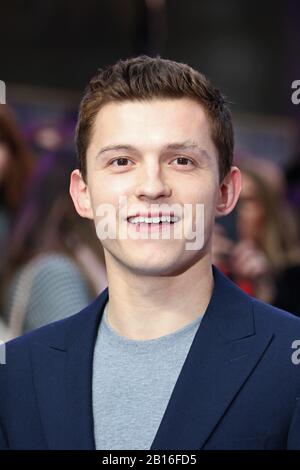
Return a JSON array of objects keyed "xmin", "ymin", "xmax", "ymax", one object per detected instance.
[
  {"xmin": 3, "ymin": 291, "xmax": 103, "ymax": 357},
  {"xmin": 251, "ymin": 296, "xmax": 300, "ymax": 335}
]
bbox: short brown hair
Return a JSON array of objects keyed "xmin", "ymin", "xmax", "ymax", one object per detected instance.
[{"xmin": 75, "ymin": 55, "xmax": 233, "ymax": 182}]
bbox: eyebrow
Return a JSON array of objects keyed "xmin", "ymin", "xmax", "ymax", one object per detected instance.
[{"xmin": 95, "ymin": 141, "xmax": 211, "ymax": 161}]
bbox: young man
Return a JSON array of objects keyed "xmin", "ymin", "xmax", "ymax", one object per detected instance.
[{"xmin": 1, "ymin": 56, "xmax": 300, "ymax": 450}]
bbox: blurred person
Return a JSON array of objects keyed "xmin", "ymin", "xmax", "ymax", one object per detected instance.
[
  {"xmin": 213, "ymin": 158, "xmax": 300, "ymax": 314},
  {"xmin": 286, "ymin": 151, "xmax": 300, "ymax": 241},
  {"xmin": 0, "ymin": 150, "xmax": 107, "ymax": 338},
  {"xmin": 33, "ymin": 123, "xmax": 63, "ymax": 152},
  {"xmin": 0, "ymin": 105, "xmax": 34, "ymax": 273},
  {"xmin": 24, "ymin": 118, "xmax": 76, "ymax": 160},
  {"xmin": 1, "ymin": 57, "xmax": 300, "ymax": 450}
]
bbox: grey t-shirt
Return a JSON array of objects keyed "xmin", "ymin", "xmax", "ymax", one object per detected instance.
[{"xmin": 92, "ymin": 301, "xmax": 204, "ymax": 450}]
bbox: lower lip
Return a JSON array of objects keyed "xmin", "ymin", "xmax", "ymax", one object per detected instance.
[{"xmin": 127, "ymin": 221, "xmax": 177, "ymax": 233}]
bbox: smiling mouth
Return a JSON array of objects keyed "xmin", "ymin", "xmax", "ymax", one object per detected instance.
[
  {"xmin": 127, "ymin": 220, "xmax": 176, "ymax": 225},
  {"xmin": 125, "ymin": 218, "xmax": 181, "ymax": 237},
  {"xmin": 127, "ymin": 216, "xmax": 180, "ymax": 225}
]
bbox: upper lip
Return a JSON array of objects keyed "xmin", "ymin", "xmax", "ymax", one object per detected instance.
[{"xmin": 127, "ymin": 211, "xmax": 178, "ymax": 220}]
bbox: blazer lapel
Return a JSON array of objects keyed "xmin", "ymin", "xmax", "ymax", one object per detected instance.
[
  {"xmin": 30, "ymin": 288, "xmax": 109, "ymax": 450},
  {"xmin": 150, "ymin": 266, "xmax": 274, "ymax": 450}
]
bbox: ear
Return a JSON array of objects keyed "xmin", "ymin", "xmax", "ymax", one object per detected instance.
[
  {"xmin": 215, "ymin": 166, "xmax": 242, "ymax": 218},
  {"xmin": 69, "ymin": 169, "xmax": 94, "ymax": 220}
]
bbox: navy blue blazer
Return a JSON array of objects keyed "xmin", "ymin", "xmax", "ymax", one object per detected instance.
[{"xmin": 1, "ymin": 266, "xmax": 300, "ymax": 450}]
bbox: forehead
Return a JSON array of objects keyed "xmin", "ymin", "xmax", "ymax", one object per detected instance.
[{"xmin": 89, "ymin": 98, "xmax": 215, "ymax": 153}]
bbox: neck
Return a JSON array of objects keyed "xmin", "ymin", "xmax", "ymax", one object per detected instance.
[{"xmin": 103, "ymin": 251, "xmax": 214, "ymax": 340}]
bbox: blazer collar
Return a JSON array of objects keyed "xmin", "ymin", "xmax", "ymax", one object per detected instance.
[{"xmin": 30, "ymin": 265, "xmax": 273, "ymax": 450}]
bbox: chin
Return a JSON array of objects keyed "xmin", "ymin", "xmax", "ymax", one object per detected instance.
[{"xmin": 125, "ymin": 256, "xmax": 182, "ymax": 276}]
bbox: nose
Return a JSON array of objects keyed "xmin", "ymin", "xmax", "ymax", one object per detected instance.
[{"xmin": 134, "ymin": 163, "xmax": 172, "ymax": 201}]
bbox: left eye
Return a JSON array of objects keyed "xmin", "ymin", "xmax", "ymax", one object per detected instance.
[{"xmin": 171, "ymin": 157, "xmax": 194, "ymax": 166}]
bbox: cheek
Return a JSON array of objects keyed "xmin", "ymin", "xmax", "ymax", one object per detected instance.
[
  {"xmin": 89, "ymin": 178, "xmax": 119, "ymax": 207},
  {"xmin": 183, "ymin": 186, "xmax": 218, "ymax": 236},
  {"xmin": 194, "ymin": 183, "xmax": 218, "ymax": 211},
  {"xmin": 88, "ymin": 180, "xmax": 130, "ymax": 230}
]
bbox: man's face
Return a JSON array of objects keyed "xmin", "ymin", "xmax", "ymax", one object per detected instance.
[{"xmin": 81, "ymin": 98, "xmax": 223, "ymax": 276}]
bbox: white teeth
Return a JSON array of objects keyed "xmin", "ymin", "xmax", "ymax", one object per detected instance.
[{"xmin": 128, "ymin": 215, "xmax": 179, "ymax": 224}]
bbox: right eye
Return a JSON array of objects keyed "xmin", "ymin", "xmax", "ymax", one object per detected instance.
[{"xmin": 109, "ymin": 157, "xmax": 133, "ymax": 167}]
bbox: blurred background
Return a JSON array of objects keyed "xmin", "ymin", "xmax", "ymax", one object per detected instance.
[{"xmin": 0, "ymin": 0, "xmax": 300, "ymax": 339}]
